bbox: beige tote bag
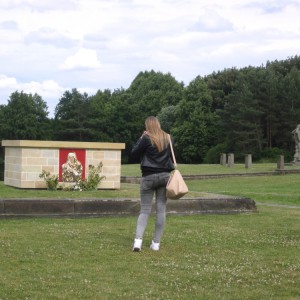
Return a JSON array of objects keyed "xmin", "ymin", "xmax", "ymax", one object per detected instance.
[{"xmin": 166, "ymin": 135, "xmax": 188, "ymax": 200}]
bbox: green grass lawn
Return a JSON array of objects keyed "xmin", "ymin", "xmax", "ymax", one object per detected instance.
[
  {"xmin": 0, "ymin": 206, "xmax": 299, "ymax": 299},
  {"xmin": 121, "ymin": 163, "xmax": 300, "ymax": 176},
  {"xmin": 188, "ymin": 174, "xmax": 300, "ymax": 206},
  {"xmin": 0, "ymin": 164, "xmax": 299, "ymax": 299},
  {"xmin": 1, "ymin": 163, "xmax": 300, "ymax": 206}
]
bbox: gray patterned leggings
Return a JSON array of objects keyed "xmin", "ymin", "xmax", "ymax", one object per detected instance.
[{"xmin": 135, "ymin": 172, "xmax": 170, "ymax": 243}]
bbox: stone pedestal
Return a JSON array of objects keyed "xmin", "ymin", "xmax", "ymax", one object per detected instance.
[
  {"xmin": 277, "ymin": 155, "xmax": 284, "ymax": 170},
  {"xmin": 220, "ymin": 153, "xmax": 227, "ymax": 166},
  {"xmin": 2, "ymin": 140, "xmax": 125, "ymax": 189},
  {"xmin": 245, "ymin": 154, "xmax": 252, "ymax": 169},
  {"xmin": 227, "ymin": 153, "xmax": 234, "ymax": 167}
]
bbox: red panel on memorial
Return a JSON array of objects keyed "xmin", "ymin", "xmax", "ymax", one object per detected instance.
[{"xmin": 59, "ymin": 149, "xmax": 86, "ymax": 182}]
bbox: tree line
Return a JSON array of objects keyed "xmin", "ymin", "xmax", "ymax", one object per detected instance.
[{"xmin": 1, "ymin": 55, "xmax": 300, "ymax": 168}]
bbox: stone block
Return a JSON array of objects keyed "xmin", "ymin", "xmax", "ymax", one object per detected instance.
[
  {"xmin": 0, "ymin": 196, "xmax": 257, "ymax": 218},
  {"xmin": 74, "ymin": 199, "xmax": 140, "ymax": 216},
  {"xmin": 35, "ymin": 181, "xmax": 47, "ymax": 189},
  {"xmin": 277, "ymin": 155, "xmax": 284, "ymax": 170},
  {"xmin": 41, "ymin": 165, "xmax": 55, "ymax": 173},
  {"xmin": 47, "ymin": 159, "xmax": 59, "ymax": 166},
  {"xmin": 103, "ymin": 181, "xmax": 119, "ymax": 189},
  {"xmin": 22, "ymin": 165, "xmax": 42, "ymax": 172},
  {"xmin": 92, "ymin": 151, "xmax": 105, "ymax": 160},
  {"xmin": 220, "ymin": 153, "xmax": 227, "ymax": 166},
  {"xmin": 4, "ymin": 199, "xmax": 74, "ymax": 216},
  {"xmin": 41, "ymin": 150, "xmax": 57, "ymax": 158},
  {"xmin": 0, "ymin": 200, "xmax": 4, "ymax": 214},
  {"xmin": 245, "ymin": 154, "xmax": 252, "ymax": 168},
  {"xmin": 23, "ymin": 149, "xmax": 42, "ymax": 157},
  {"xmin": 26, "ymin": 173, "xmax": 40, "ymax": 181},
  {"xmin": 20, "ymin": 181, "xmax": 36, "ymax": 188},
  {"xmin": 104, "ymin": 151, "xmax": 119, "ymax": 160},
  {"xmin": 26, "ymin": 157, "xmax": 45, "ymax": 166},
  {"xmin": 103, "ymin": 166, "xmax": 118, "ymax": 175},
  {"xmin": 227, "ymin": 153, "xmax": 234, "ymax": 167}
]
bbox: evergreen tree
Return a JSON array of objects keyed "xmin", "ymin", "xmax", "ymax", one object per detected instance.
[
  {"xmin": 54, "ymin": 89, "xmax": 92, "ymax": 141},
  {"xmin": 220, "ymin": 74, "xmax": 264, "ymax": 156},
  {"xmin": 173, "ymin": 77, "xmax": 217, "ymax": 163}
]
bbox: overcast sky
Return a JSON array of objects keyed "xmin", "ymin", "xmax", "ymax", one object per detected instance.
[{"xmin": 1, "ymin": 0, "xmax": 300, "ymax": 117}]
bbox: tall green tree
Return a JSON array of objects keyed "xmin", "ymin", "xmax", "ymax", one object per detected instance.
[
  {"xmin": 157, "ymin": 105, "xmax": 178, "ymax": 133},
  {"xmin": 105, "ymin": 88, "xmax": 139, "ymax": 162},
  {"xmin": 127, "ymin": 70, "xmax": 184, "ymax": 124},
  {"xmin": 173, "ymin": 77, "xmax": 217, "ymax": 163},
  {"xmin": 54, "ymin": 89, "xmax": 92, "ymax": 141},
  {"xmin": 1, "ymin": 91, "xmax": 51, "ymax": 140},
  {"xmin": 255, "ymin": 66, "xmax": 281, "ymax": 149},
  {"xmin": 205, "ymin": 67, "xmax": 241, "ymax": 111},
  {"xmin": 88, "ymin": 89, "xmax": 113, "ymax": 141},
  {"xmin": 278, "ymin": 66, "xmax": 300, "ymax": 150},
  {"xmin": 220, "ymin": 73, "xmax": 264, "ymax": 156}
]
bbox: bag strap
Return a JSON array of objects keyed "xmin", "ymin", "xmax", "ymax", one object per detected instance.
[{"xmin": 168, "ymin": 134, "xmax": 177, "ymax": 168}]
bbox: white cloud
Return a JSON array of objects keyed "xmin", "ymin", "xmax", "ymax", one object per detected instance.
[
  {"xmin": 190, "ymin": 9, "xmax": 234, "ymax": 32},
  {"xmin": 0, "ymin": 75, "xmax": 67, "ymax": 117},
  {"xmin": 0, "ymin": 75, "xmax": 65, "ymax": 98},
  {"xmin": 20, "ymin": 79, "xmax": 66, "ymax": 98},
  {"xmin": 60, "ymin": 48, "xmax": 101, "ymax": 70},
  {"xmin": 0, "ymin": 0, "xmax": 76, "ymax": 11},
  {"xmin": 0, "ymin": 20, "xmax": 18, "ymax": 30},
  {"xmin": 0, "ymin": 74, "xmax": 102, "ymax": 117},
  {"xmin": 0, "ymin": 74, "xmax": 17, "ymax": 88},
  {"xmin": 25, "ymin": 27, "xmax": 78, "ymax": 48},
  {"xmin": 0, "ymin": 0, "xmax": 300, "ymax": 113}
]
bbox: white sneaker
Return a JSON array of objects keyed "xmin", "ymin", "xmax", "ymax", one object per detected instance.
[
  {"xmin": 150, "ymin": 240, "xmax": 160, "ymax": 251},
  {"xmin": 133, "ymin": 238, "xmax": 142, "ymax": 252}
]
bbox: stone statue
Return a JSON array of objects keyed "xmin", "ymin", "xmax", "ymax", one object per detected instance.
[
  {"xmin": 62, "ymin": 152, "xmax": 83, "ymax": 182},
  {"xmin": 292, "ymin": 124, "xmax": 300, "ymax": 163}
]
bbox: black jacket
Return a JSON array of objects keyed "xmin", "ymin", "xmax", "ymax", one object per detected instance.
[{"xmin": 130, "ymin": 135, "xmax": 174, "ymax": 176}]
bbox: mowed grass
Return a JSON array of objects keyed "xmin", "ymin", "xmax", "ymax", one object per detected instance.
[
  {"xmin": 0, "ymin": 181, "xmax": 141, "ymax": 199},
  {"xmin": 0, "ymin": 206, "xmax": 299, "ymax": 299},
  {"xmin": 0, "ymin": 163, "xmax": 299, "ymax": 299},
  {"xmin": 1, "ymin": 163, "xmax": 300, "ymax": 206},
  {"xmin": 188, "ymin": 174, "xmax": 300, "ymax": 206},
  {"xmin": 121, "ymin": 163, "xmax": 300, "ymax": 176}
]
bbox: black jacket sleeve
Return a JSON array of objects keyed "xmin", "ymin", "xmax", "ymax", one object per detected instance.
[{"xmin": 129, "ymin": 136, "xmax": 149, "ymax": 163}]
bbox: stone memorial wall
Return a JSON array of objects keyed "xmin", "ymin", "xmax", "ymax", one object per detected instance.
[{"xmin": 1, "ymin": 140, "xmax": 125, "ymax": 189}]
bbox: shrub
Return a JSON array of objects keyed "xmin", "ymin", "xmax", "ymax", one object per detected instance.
[
  {"xmin": 40, "ymin": 162, "xmax": 105, "ymax": 192},
  {"xmin": 203, "ymin": 143, "xmax": 228, "ymax": 164},
  {"xmin": 61, "ymin": 162, "xmax": 105, "ymax": 191},
  {"xmin": 255, "ymin": 147, "xmax": 293, "ymax": 163},
  {"xmin": 78, "ymin": 162, "xmax": 105, "ymax": 191},
  {"xmin": 39, "ymin": 170, "xmax": 59, "ymax": 191}
]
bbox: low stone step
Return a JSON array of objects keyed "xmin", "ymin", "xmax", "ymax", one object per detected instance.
[{"xmin": 0, "ymin": 196, "xmax": 257, "ymax": 218}]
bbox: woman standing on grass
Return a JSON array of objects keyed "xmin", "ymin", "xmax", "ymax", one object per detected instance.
[{"xmin": 131, "ymin": 116, "xmax": 174, "ymax": 252}]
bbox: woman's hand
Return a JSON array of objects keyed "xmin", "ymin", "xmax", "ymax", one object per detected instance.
[{"xmin": 141, "ymin": 131, "xmax": 148, "ymax": 137}]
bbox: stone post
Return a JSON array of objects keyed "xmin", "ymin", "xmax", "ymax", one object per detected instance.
[
  {"xmin": 227, "ymin": 153, "xmax": 234, "ymax": 167},
  {"xmin": 220, "ymin": 153, "xmax": 227, "ymax": 166},
  {"xmin": 277, "ymin": 155, "xmax": 284, "ymax": 170},
  {"xmin": 245, "ymin": 154, "xmax": 252, "ymax": 169}
]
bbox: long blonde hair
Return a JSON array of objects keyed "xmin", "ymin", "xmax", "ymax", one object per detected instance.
[{"xmin": 145, "ymin": 116, "xmax": 169, "ymax": 152}]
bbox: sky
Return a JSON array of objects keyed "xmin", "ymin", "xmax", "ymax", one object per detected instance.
[{"xmin": 1, "ymin": 0, "xmax": 300, "ymax": 117}]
